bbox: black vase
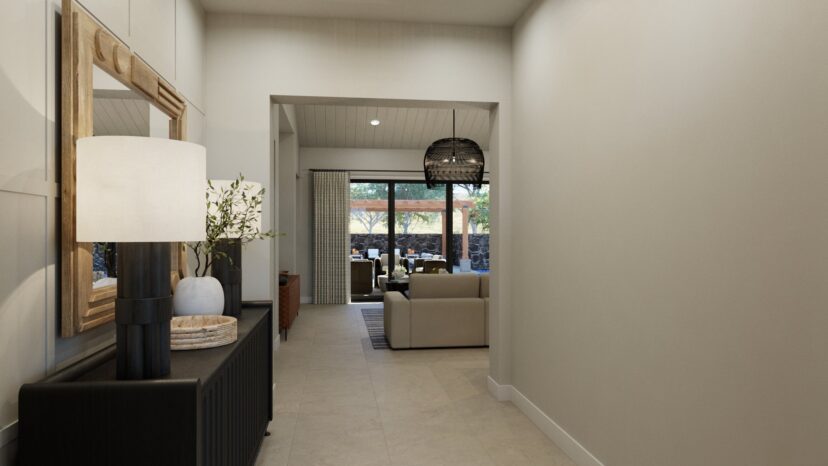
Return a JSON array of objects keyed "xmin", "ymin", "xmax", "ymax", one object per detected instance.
[{"xmin": 211, "ymin": 239, "xmax": 242, "ymax": 317}]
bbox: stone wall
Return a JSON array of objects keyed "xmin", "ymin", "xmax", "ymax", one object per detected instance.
[{"xmin": 350, "ymin": 233, "xmax": 490, "ymax": 271}]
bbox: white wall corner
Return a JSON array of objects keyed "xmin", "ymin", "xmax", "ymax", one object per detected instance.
[
  {"xmin": 487, "ymin": 375, "xmax": 512, "ymax": 402},
  {"xmin": 486, "ymin": 376, "xmax": 604, "ymax": 466}
]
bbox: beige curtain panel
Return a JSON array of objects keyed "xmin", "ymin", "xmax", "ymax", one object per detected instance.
[{"xmin": 313, "ymin": 171, "xmax": 350, "ymax": 304}]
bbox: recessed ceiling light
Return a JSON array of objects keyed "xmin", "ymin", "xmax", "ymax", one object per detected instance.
[{"xmin": 370, "ymin": 119, "xmax": 381, "ymax": 126}]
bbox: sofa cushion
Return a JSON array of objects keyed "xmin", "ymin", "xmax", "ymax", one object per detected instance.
[
  {"xmin": 409, "ymin": 273, "xmax": 480, "ymax": 299},
  {"xmin": 483, "ymin": 297, "xmax": 490, "ymax": 344},
  {"xmin": 480, "ymin": 274, "xmax": 489, "ymax": 298},
  {"xmin": 384, "ymin": 291, "xmax": 411, "ymax": 349},
  {"xmin": 410, "ymin": 298, "xmax": 485, "ymax": 347}
]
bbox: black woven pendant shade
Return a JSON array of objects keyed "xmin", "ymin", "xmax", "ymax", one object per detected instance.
[{"xmin": 424, "ymin": 110, "xmax": 484, "ymax": 188}]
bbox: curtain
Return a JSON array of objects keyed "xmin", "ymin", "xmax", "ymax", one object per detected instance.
[{"xmin": 313, "ymin": 171, "xmax": 350, "ymax": 304}]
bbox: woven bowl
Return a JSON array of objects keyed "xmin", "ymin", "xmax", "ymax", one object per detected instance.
[{"xmin": 170, "ymin": 315, "xmax": 238, "ymax": 350}]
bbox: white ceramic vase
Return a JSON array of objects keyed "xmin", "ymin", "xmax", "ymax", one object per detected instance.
[{"xmin": 173, "ymin": 276, "xmax": 225, "ymax": 316}]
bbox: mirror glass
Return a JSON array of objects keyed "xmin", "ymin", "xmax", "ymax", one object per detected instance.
[{"xmin": 91, "ymin": 65, "xmax": 172, "ymax": 289}]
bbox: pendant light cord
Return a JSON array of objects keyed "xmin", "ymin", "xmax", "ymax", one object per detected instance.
[{"xmin": 451, "ymin": 109, "xmax": 457, "ymax": 163}]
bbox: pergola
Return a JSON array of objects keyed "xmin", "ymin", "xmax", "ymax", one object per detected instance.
[{"xmin": 350, "ymin": 199, "xmax": 476, "ymax": 259}]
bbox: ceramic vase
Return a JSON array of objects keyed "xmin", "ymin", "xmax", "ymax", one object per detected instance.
[{"xmin": 173, "ymin": 276, "xmax": 225, "ymax": 316}]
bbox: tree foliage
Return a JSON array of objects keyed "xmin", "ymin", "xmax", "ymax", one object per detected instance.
[
  {"xmin": 457, "ymin": 184, "xmax": 490, "ymax": 234},
  {"xmin": 350, "ymin": 183, "xmax": 388, "ymax": 234},
  {"xmin": 394, "ymin": 184, "xmax": 444, "ymax": 233},
  {"xmin": 352, "ymin": 209, "xmax": 387, "ymax": 234},
  {"xmin": 350, "ymin": 183, "xmax": 387, "ymax": 200}
]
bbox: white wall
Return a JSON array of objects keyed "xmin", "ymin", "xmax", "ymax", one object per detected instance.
[
  {"xmin": 511, "ymin": 1, "xmax": 828, "ymax": 465},
  {"xmin": 204, "ymin": 14, "xmax": 513, "ymax": 330},
  {"xmin": 0, "ymin": 0, "xmax": 205, "ymax": 462},
  {"xmin": 277, "ymin": 105, "xmax": 299, "ymax": 274}
]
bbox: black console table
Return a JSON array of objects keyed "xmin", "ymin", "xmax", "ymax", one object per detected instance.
[{"xmin": 18, "ymin": 302, "xmax": 273, "ymax": 466}]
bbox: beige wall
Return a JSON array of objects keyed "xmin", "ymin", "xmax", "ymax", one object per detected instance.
[
  {"xmin": 0, "ymin": 0, "xmax": 205, "ymax": 462},
  {"xmin": 204, "ymin": 14, "xmax": 513, "ymax": 358},
  {"xmin": 511, "ymin": 0, "xmax": 828, "ymax": 465}
]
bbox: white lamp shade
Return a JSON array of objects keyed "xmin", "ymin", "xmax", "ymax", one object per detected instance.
[
  {"xmin": 76, "ymin": 136, "xmax": 207, "ymax": 242},
  {"xmin": 208, "ymin": 179, "xmax": 263, "ymax": 238}
]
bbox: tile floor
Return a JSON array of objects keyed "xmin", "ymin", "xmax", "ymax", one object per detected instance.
[{"xmin": 257, "ymin": 303, "xmax": 575, "ymax": 466}]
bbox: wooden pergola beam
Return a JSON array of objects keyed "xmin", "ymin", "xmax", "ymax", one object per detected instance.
[
  {"xmin": 350, "ymin": 198, "xmax": 478, "ymax": 261},
  {"xmin": 350, "ymin": 199, "xmax": 474, "ymax": 212}
]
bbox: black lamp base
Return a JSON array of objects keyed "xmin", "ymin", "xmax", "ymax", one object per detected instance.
[
  {"xmin": 212, "ymin": 239, "xmax": 242, "ymax": 317},
  {"xmin": 115, "ymin": 242, "xmax": 172, "ymax": 380}
]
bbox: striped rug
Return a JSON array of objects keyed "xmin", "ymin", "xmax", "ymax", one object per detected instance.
[{"xmin": 361, "ymin": 308, "xmax": 389, "ymax": 349}]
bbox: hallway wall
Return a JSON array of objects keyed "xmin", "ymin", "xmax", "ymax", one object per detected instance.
[
  {"xmin": 0, "ymin": 0, "xmax": 205, "ymax": 462},
  {"xmin": 510, "ymin": 0, "xmax": 828, "ymax": 465},
  {"xmin": 204, "ymin": 16, "xmax": 513, "ymax": 381}
]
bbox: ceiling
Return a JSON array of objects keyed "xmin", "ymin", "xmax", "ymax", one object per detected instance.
[
  {"xmin": 93, "ymin": 90, "xmax": 150, "ymax": 137},
  {"xmin": 199, "ymin": 0, "xmax": 533, "ymax": 27},
  {"xmin": 295, "ymin": 104, "xmax": 490, "ymax": 150}
]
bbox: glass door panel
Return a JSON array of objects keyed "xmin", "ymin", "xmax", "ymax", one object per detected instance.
[
  {"xmin": 350, "ymin": 182, "xmax": 388, "ymax": 296},
  {"xmin": 452, "ymin": 184, "xmax": 490, "ymax": 273},
  {"xmin": 395, "ymin": 182, "xmax": 446, "ymax": 273},
  {"xmin": 350, "ymin": 182, "xmax": 389, "ymax": 258}
]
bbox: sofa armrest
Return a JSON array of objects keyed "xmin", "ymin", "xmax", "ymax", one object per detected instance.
[
  {"xmin": 384, "ymin": 291, "xmax": 411, "ymax": 349},
  {"xmin": 483, "ymin": 297, "xmax": 490, "ymax": 345}
]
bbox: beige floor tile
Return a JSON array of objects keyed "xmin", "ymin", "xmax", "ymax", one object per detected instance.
[
  {"xmin": 287, "ymin": 410, "xmax": 391, "ymax": 466},
  {"xmin": 274, "ymin": 383, "xmax": 305, "ymax": 414},
  {"xmin": 273, "ymin": 364, "xmax": 308, "ymax": 385},
  {"xmin": 381, "ymin": 406, "xmax": 495, "ymax": 466},
  {"xmin": 370, "ymin": 364, "xmax": 454, "ymax": 414},
  {"xmin": 256, "ymin": 413, "xmax": 297, "ymax": 466},
  {"xmin": 260, "ymin": 303, "xmax": 575, "ymax": 466}
]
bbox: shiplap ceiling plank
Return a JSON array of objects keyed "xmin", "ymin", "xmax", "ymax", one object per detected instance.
[
  {"xmin": 314, "ymin": 105, "xmax": 326, "ymax": 147},
  {"xmin": 324, "ymin": 105, "xmax": 336, "ymax": 146},
  {"xmin": 354, "ymin": 106, "xmax": 367, "ymax": 148},
  {"xmin": 345, "ymin": 105, "xmax": 357, "ymax": 147},
  {"xmin": 93, "ymin": 97, "xmax": 150, "ymax": 137},
  {"xmin": 295, "ymin": 105, "xmax": 308, "ymax": 146},
  {"xmin": 294, "ymin": 104, "xmax": 490, "ymax": 150},
  {"xmin": 383, "ymin": 107, "xmax": 398, "ymax": 149},
  {"xmin": 335, "ymin": 105, "xmax": 348, "ymax": 147}
]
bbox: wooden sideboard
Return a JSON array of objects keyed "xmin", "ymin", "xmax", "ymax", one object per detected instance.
[
  {"xmin": 278, "ymin": 274, "xmax": 300, "ymax": 338},
  {"xmin": 18, "ymin": 303, "xmax": 273, "ymax": 466}
]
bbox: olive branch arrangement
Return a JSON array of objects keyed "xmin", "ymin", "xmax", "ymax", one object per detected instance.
[{"xmin": 187, "ymin": 174, "xmax": 275, "ymax": 277}]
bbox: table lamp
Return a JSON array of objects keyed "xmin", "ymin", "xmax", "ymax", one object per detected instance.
[
  {"xmin": 208, "ymin": 179, "xmax": 263, "ymax": 317},
  {"xmin": 76, "ymin": 136, "xmax": 206, "ymax": 380}
]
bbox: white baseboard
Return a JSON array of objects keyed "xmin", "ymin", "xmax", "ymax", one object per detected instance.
[
  {"xmin": 273, "ymin": 336, "xmax": 281, "ymax": 352},
  {"xmin": 487, "ymin": 375, "xmax": 512, "ymax": 401},
  {"xmin": 0, "ymin": 421, "xmax": 17, "ymax": 449},
  {"xmin": 486, "ymin": 376, "xmax": 604, "ymax": 466},
  {"xmin": 300, "ymin": 296, "xmax": 312, "ymax": 304}
]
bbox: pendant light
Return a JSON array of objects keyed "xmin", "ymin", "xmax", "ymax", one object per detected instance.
[{"xmin": 423, "ymin": 109, "xmax": 484, "ymax": 188}]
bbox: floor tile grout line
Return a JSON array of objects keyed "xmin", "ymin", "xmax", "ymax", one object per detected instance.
[
  {"xmin": 364, "ymin": 331, "xmax": 398, "ymax": 465},
  {"xmin": 429, "ymin": 362, "xmax": 500, "ymax": 466}
]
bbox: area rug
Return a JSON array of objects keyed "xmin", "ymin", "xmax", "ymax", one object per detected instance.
[{"xmin": 361, "ymin": 308, "xmax": 389, "ymax": 349}]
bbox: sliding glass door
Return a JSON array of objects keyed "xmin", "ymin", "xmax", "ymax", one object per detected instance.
[
  {"xmin": 451, "ymin": 184, "xmax": 490, "ymax": 273},
  {"xmin": 349, "ymin": 180, "xmax": 489, "ymax": 276},
  {"xmin": 349, "ymin": 182, "xmax": 388, "ymax": 260},
  {"xmin": 394, "ymin": 182, "xmax": 447, "ymax": 273}
]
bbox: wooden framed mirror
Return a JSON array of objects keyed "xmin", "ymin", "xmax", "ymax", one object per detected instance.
[{"xmin": 61, "ymin": 0, "xmax": 189, "ymax": 337}]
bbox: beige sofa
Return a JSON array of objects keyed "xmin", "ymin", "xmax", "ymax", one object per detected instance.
[{"xmin": 384, "ymin": 273, "xmax": 489, "ymax": 349}]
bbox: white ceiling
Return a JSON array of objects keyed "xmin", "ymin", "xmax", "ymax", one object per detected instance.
[
  {"xmin": 199, "ymin": 0, "xmax": 533, "ymax": 27},
  {"xmin": 93, "ymin": 91, "xmax": 150, "ymax": 137},
  {"xmin": 295, "ymin": 104, "xmax": 490, "ymax": 150}
]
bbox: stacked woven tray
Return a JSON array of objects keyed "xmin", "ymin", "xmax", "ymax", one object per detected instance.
[{"xmin": 170, "ymin": 315, "xmax": 238, "ymax": 350}]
